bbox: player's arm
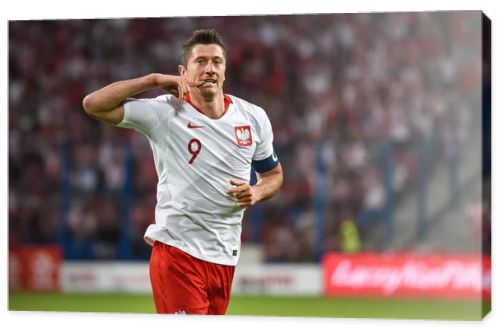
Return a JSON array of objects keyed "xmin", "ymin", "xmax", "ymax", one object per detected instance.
[
  {"xmin": 82, "ymin": 73, "xmax": 196, "ymax": 125},
  {"xmin": 227, "ymin": 163, "xmax": 283, "ymax": 208},
  {"xmin": 253, "ymin": 163, "xmax": 283, "ymax": 202}
]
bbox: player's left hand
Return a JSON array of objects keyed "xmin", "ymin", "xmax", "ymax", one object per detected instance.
[{"xmin": 226, "ymin": 179, "xmax": 259, "ymax": 208}]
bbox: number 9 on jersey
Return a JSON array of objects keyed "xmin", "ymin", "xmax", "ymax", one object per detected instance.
[{"xmin": 188, "ymin": 138, "xmax": 202, "ymax": 164}]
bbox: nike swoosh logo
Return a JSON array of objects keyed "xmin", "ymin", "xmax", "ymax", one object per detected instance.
[
  {"xmin": 187, "ymin": 122, "xmax": 204, "ymax": 129},
  {"xmin": 272, "ymin": 152, "xmax": 278, "ymax": 162}
]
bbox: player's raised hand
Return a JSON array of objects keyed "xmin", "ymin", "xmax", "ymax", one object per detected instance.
[
  {"xmin": 226, "ymin": 179, "xmax": 258, "ymax": 208},
  {"xmin": 155, "ymin": 74, "xmax": 203, "ymax": 101}
]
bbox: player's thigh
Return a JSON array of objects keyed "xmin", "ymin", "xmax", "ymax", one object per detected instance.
[
  {"xmin": 207, "ymin": 294, "xmax": 231, "ymax": 315},
  {"xmin": 207, "ymin": 264, "xmax": 235, "ymax": 315},
  {"xmin": 149, "ymin": 242, "xmax": 209, "ymax": 314}
]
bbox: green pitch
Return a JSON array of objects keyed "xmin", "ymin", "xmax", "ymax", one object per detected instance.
[{"xmin": 8, "ymin": 293, "xmax": 488, "ymax": 320}]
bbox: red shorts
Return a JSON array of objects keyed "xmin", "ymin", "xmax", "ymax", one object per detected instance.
[{"xmin": 149, "ymin": 241, "xmax": 235, "ymax": 315}]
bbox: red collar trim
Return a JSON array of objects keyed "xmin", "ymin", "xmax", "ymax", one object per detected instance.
[{"xmin": 185, "ymin": 94, "xmax": 233, "ymax": 117}]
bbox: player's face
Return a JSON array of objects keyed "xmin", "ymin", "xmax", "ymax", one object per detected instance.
[{"xmin": 180, "ymin": 44, "xmax": 226, "ymax": 99}]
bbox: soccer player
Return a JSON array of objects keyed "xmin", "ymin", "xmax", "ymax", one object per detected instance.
[{"xmin": 82, "ymin": 29, "xmax": 283, "ymax": 315}]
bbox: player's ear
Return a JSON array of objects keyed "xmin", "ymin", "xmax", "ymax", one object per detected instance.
[{"xmin": 178, "ymin": 65, "xmax": 186, "ymax": 76}]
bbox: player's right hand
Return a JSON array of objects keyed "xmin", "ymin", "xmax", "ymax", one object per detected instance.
[{"xmin": 154, "ymin": 74, "xmax": 203, "ymax": 101}]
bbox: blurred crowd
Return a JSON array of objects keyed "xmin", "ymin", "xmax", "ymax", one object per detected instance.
[{"xmin": 9, "ymin": 12, "xmax": 484, "ymax": 261}]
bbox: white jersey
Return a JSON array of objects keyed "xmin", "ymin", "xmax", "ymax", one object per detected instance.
[{"xmin": 117, "ymin": 94, "xmax": 275, "ymax": 265}]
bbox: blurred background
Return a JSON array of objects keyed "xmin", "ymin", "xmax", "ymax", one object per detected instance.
[{"xmin": 8, "ymin": 11, "xmax": 491, "ymax": 319}]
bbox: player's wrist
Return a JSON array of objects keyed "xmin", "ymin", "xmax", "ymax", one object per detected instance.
[{"xmin": 252, "ymin": 185, "xmax": 263, "ymax": 204}]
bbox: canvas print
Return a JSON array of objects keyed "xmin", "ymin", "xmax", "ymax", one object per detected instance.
[{"xmin": 8, "ymin": 10, "xmax": 491, "ymax": 320}]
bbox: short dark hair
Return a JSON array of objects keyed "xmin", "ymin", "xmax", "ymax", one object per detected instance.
[{"xmin": 182, "ymin": 29, "xmax": 226, "ymax": 66}]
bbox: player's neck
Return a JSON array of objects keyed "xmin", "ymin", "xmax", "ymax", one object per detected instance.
[{"xmin": 189, "ymin": 92, "xmax": 225, "ymax": 119}]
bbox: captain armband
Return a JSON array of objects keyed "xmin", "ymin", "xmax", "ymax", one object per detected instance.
[{"xmin": 252, "ymin": 151, "xmax": 279, "ymax": 174}]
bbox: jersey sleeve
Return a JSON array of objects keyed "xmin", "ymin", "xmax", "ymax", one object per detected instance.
[
  {"xmin": 116, "ymin": 95, "xmax": 171, "ymax": 136},
  {"xmin": 252, "ymin": 108, "xmax": 278, "ymax": 173},
  {"xmin": 252, "ymin": 108, "xmax": 275, "ymax": 160}
]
